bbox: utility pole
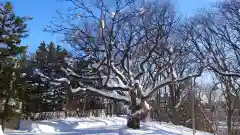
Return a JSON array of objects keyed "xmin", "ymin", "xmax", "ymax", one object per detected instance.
[{"xmin": 191, "ymin": 77, "xmax": 196, "ymax": 135}]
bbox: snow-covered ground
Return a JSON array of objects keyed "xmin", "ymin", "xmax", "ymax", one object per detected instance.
[
  {"xmin": 5, "ymin": 116, "xmax": 212, "ymax": 135},
  {"xmin": 0, "ymin": 125, "xmax": 3, "ymax": 135}
]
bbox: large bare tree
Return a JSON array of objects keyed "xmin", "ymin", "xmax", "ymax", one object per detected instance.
[{"xmin": 43, "ymin": 0, "xmax": 203, "ymax": 129}]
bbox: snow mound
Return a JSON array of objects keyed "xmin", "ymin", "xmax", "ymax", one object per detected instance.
[
  {"xmin": 0, "ymin": 125, "xmax": 3, "ymax": 135},
  {"xmin": 6, "ymin": 117, "xmax": 212, "ymax": 135}
]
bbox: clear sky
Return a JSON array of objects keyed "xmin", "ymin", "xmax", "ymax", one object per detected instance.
[{"xmin": 3, "ymin": 0, "xmax": 217, "ymax": 53}]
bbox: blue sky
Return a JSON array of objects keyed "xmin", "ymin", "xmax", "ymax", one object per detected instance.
[{"xmin": 3, "ymin": 0, "xmax": 216, "ymax": 53}]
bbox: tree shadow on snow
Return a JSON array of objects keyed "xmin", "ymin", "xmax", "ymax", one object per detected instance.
[
  {"xmin": 36, "ymin": 121, "xmax": 181, "ymax": 135},
  {"xmin": 10, "ymin": 120, "xmax": 182, "ymax": 135}
]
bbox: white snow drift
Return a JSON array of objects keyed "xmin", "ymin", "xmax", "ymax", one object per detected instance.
[{"xmin": 5, "ymin": 116, "xmax": 212, "ymax": 135}]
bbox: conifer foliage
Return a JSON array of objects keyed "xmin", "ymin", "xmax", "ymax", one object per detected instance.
[
  {"xmin": 0, "ymin": 2, "xmax": 30, "ymax": 131},
  {"xmin": 23, "ymin": 42, "xmax": 69, "ymax": 114}
]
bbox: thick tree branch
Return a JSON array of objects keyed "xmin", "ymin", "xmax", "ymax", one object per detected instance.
[
  {"xmin": 210, "ymin": 66, "xmax": 240, "ymax": 77},
  {"xmin": 143, "ymin": 69, "xmax": 203, "ymax": 100}
]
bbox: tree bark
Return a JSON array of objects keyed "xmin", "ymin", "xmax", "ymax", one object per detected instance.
[
  {"xmin": 2, "ymin": 97, "xmax": 10, "ymax": 132},
  {"xmin": 127, "ymin": 90, "xmax": 140, "ymax": 129},
  {"xmin": 172, "ymin": 108, "xmax": 180, "ymax": 125},
  {"xmin": 64, "ymin": 110, "xmax": 68, "ymax": 118},
  {"xmin": 227, "ymin": 108, "xmax": 233, "ymax": 135},
  {"xmin": 127, "ymin": 89, "xmax": 150, "ymax": 129},
  {"xmin": 226, "ymin": 78, "xmax": 233, "ymax": 135},
  {"xmin": 127, "ymin": 116, "xmax": 140, "ymax": 129}
]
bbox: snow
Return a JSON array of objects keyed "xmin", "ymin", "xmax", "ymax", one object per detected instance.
[
  {"xmin": 0, "ymin": 125, "xmax": 3, "ymax": 135},
  {"xmin": 111, "ymin": 12, "xmax": 115, "ymax": 18},
  {"xmin": 66, "ymin": 68, "xmax": 81, "ymax": 78},
  {"xmin": 5, "ymin": 117, "xmax": 212, "ymax": 135},
  {"xmin": 111, "ymin": 62, "xmax": 127, "ymax": 83},
  {"xmin": 212, "ymin": 68, "xmax": 240, "ymax": 77},
  {"xmin": 20, "ymin": 73, "xmax": 27, "ymax": 77},
  {"xmin": 7, "ymin": 98, "xmax": 16, "ymax": 106},
  {"xmin": 101, "ymin": 20, "xmax": 105, "ymax": 29},
  {"xmin": 107, "ymin": 81, "xmax": 129, "ymax": 90},
  {"xmin": 132, "ymin": 101, "xmax": 151, "ymax": 117},
  {"xmin": 64, "ymin": 57, "xmax": 75, "ymax": 68},
  {"xmin": 139, "ymin": 7, "xmax": 145, "ymax": 15},
  {"xmin": 86, "ymin": 87, "xmax": 130, "ymax": 103},
  {"xmin": 55, "ymin": 77, "xmax": 70, "ymax": 84},
  {"xmin": 144, "ymin": 100, "xmax": 151, "ymax": 110},
  {"xmin": 49, "ymin": 82, "xmax": 62, "ymax": 86},
  {"xmin": 71, "ymin": 87, "xmax": 86, "ymax": 93},
  {"xmin": 136, "ymin": 98, "xmax": 141, "ymax": 105},
  {"xmin": 34, "ymin": 69, "xmax": 49, "ymax": 79}
]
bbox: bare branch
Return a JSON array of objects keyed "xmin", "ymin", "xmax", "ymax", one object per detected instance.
[{"xmin": 143, "ymin": 69, "xmax": 203, "ymax": 100}]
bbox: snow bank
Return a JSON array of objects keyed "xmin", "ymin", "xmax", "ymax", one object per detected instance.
[
  {"xmin": 0, "ymin": 125, "xmax": 3, "ymax": 135},
  {"xmin": 6, "ymin": 117, "xmax": 212, "ymax": 135}
]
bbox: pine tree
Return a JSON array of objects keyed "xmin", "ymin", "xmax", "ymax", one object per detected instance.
[
  {"xmin": 24, "ymin": 42, "xmax": 69, "ymax": 116},
  {"xmin": 0, "ymin": 2, "xmax": 30, "ymax": 131}
]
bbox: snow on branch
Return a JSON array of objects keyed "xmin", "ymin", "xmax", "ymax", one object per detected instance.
[
  {"xmin": 69, "ymin": 80, "xmax": 130, "ymax": 102},
  {"xmin": 132, "ymin": 100, "xmax": 151, "ymax": 117},
  {"xmin": 34, "ymin": 69, "xmax": 49, "ymax": 79},
  {"xmin": 55, "ymin": 77, "xmax": 70, "ymax": 84},
  {"xmin": 211, "ymin": 67, "xmax": 240, "ymax": 77},
  {"xmin": 105, "ymin": 84, "xmax": 130, "ymax": 91},
  {"xmin": 36, "ymin": 70, "xmax": 130, "ymax": 102},
  {"xmin": 110, "ymin": 62, "xmax": 128, "ymax": 85},
  {"xmin": 71, "ymin": 86, "xmax": 86, "ymax": 93},
  {"xmin": 61, "ymin": 67, "xmax": 99, "ymax": 80},
  {"xmin": 86, "ymin": 87, "xmax": 130, "ymax": 103},
  {"xmin": 34, "ymin": 68, "xmax": 72, "ymax": 85},
  {"xmin": 143, "ymin": 70, "xmax": 203, "ymax": 100},
  {"xmin": 65, "ymin": 68, "xmax": 81, "ymax": 78},
  {"xmin": 33, "ymin": 64, "xmax": 131, "ymax": 102},
  {"xmin": 61, "ymin": 66, "xmax": 130, "ymax": 92}
]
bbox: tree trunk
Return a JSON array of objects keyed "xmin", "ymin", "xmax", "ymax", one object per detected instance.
[
  {"xmin": 127, "ymin": 99, "xmax": 150, "ymax": 128},
  {"xmin": 17, "ymin": 118, "xmax": 20, "ymax": 130},
  {"xmin": 226, "ymin": 78, "xmax": 233, "ymax": 135},
  {"xmin": 56, "ymin": 111, "xmax": 60, "ymax": 118},
  {"xmin": 127, "ymin": 90, "xmax": 140, "ymax": 129},
  {"xmin": 172, "ymin": 108, "xmax": 180, "ymax": 125},
  {"xmin": 1, "ymin": 119, "xmax": 5, "ymax": 133},
  {"xmin": 64, "ymin": 110, "xmax": 68, "ymax": 118},
  {"xmin": 2, "ymin": 97, "xmax": 10, "ymax": 132},
  {"xmin": 127, "ymin": 84, "xmax": 151, "ymax": 129},
  {"xmin": 127, "ymin": 116, "xmax": 140, "ymax": 129},
  {"xmin": 76, "ymin": 109, "xmax": 80, "ymax": 117},
  {"xmin": 80, "ymin": 95, "xmax": 87, "ymax": 117},
  {"xmin": 227, "ymin": 109, "xmax": 232, "ymax": 135},
  {"xmin": 127, "ymin": 105, "xmax": 150, "ymax": 129}
]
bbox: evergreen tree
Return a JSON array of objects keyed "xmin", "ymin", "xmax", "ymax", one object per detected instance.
[
  {"xmin": 0, "ymin": 2, "xmax": 30, "ymax": 131},
  {"xmin": 24, "ymin": 42, "xmax": 68, "ymax": 115}
]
